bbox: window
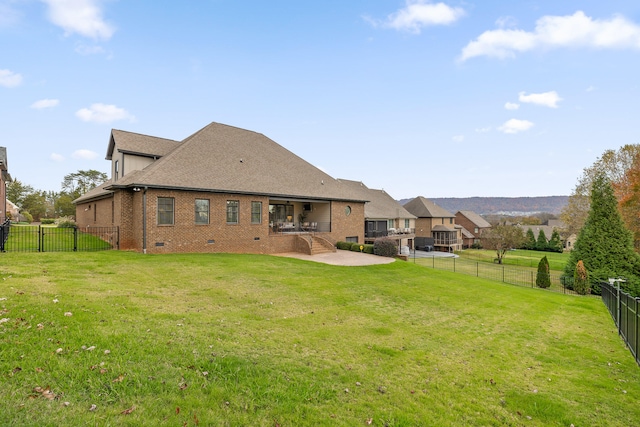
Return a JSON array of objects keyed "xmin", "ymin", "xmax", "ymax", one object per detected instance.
[
  {"xmin": 388, "ymin": 219, "xmax": 394, "ymax": 229},
  {"xmin": 345, "ymin": 206, "xmax": 351, "ymax": 216},
  {"xmin": 195, "ymin": 199, "xmax": 209, "ymax": 224},
  {"xmin": 158, "ymin": 197, "xmax": 174, "ymax": 225},
  {"xmin": 251, "ymin": 201, "xmax": 262, "ymax": 224},
  {"xmin": 227, "ymin": 200, "xmax": 239, "ymax": 224},
  {"xmin": 114, "ymin": 160, "xmax": 119, "ymax": 181},
  {"xmin": 404, "ymin": 219, "xmax": 410, "ymax": 228}
]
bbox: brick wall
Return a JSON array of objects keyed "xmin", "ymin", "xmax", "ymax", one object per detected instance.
[{"xmin": 76, "ymin": 188, "xmax": 365, "ymax": 254}]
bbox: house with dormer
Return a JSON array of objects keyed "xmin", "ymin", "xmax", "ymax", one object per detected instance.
[
  {"xmin": 74, "ymin": 122, "xmax": 368, "ymax": 255},
  {"xmin": 338, "ymin": 179, "xmax": 416, "ymax": 249},
  {"xmin": 403, "ymin": 196, "xmax": 462, "ymax": 252}
]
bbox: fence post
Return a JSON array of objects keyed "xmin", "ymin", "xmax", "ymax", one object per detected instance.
[
  {"xmin": 502, "ymin": 265, "xmax": 505, "ymax": 283},
  {"xmin": 453, "ymin": 257, "xmax": 456, "ymax": 273},
  {"xmin": 73, "ymin": 227, "xmax": 78, "ymax": 252},
  {"xmin": 39, "ymin": 225, "xmax": 42, "ymax": 252}
]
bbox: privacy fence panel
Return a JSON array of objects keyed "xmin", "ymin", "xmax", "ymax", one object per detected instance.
[
  {"xmin": 601, "ymin": 281, "xmax": 640, "ymax": 366},
  {"xmin": 1, "ymin": 224, "xmax": 119, "ymax": 252}
]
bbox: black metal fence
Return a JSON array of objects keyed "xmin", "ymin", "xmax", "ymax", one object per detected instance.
[
  {"xmin": 601, "ymin": 281, "xmax": 640, "ymax": 366},
  {"xmin": 415, "ymin": 255, "xmax": 578, "ymax": 295},
  {"xmin": 0, "ymin": 219, "xmax": 9, "ymax": 251},
  {"xmin": 1, "ymin": 223, "xmax": 119, "ymax": 252}
]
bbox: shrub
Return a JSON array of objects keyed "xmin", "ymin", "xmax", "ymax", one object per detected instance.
[
  {"xmin": 22, "ymin": 211, "xmax": 33, "ymax": 223},
  {"xmin": 536, "ymin": 256, "xmax": 551, "ymax": 288},
  {"xmin": 574, "ymin": 260, "xmax": 590, "ymax": 295},
  {"xmin": 41, "ymin": 218, "xmax": 55, "ymax": 225},
  {"xmin": 336, "ymin": 241, "xmax": 351, "ymax": 250},
  {"xmin": 362, "ymin": 244, "xmax": 374, "ymax": 254},
  {"xmin": 55, "ymin": 216, "xmax": 76, "ymax": 228},
  {"xmin": 374, "ymin": 238, "xmax": 398, "ymax": 258},
  {"xmin": 470, "ymin": 242, "xmax": 482, "ymax": 249},
  {"xmin": 350, "ymin": 243, "xmax": 363, "ymax": 252}
]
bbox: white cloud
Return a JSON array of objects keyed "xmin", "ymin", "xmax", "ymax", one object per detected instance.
[
  {"xmin": 31, "ymin": 99, "xmax": 60, "ymax": 109},
  {"xmin": 71, "ymin": 149, "xmax": 97, "ymax": 160},
  {"xmin": 475, "ymin": 126, "xmax": 491, "ymax": 133},
  {"xmin": 367, "ymin": 1, "xmax": 465, "ymax": 34},
  {"xmin": 586, "ymin": 85, "xmax": 596, "ymax": 92},
  {"xmin": 41, "ymin": 0, "xmax": 115, "ymax": 40},
  {"xmin": 50, "ymin": 153, "xmax": 65, "ymax": 162},
  {"xmin": 75, "ymin": 43, "xmax": 106, "ymax": 55},
  {"xmin": 0, "ymin": 69, "xmax": 23, "ymax": 87},
  {"xmin": 0, "ymin": 2, "xmax": 22, "ymax": 27},
  {"xmin": 519, "ymin": 91, "xmax": 562, "ymax": 108},
  {"xmin": 76, "ymin": 103, "xmax": 135, "ymax": 123},
  {"xmin": 460, "ymin": 11, "xmax": 640, "ymax": 61},
  {"xmin": 504, "ymin": 102, "xmax": 520, "ymax": 110},
  {"xmin": 498, "ymin": 119, "xmax": 534, "ymax": 134},
  {"xmin": 452, "ymin": 135, "xmax": 464, "ymax": 142}
]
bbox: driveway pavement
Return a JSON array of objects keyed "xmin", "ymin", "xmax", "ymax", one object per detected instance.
[{"xmin": 275, "ymin": 249, "xmax": 457, "ymax": 266}]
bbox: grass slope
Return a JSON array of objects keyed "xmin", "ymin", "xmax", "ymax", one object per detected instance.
[{"xmin": 0, "ymin": 252, "xmax": 638, "ymax": 426}]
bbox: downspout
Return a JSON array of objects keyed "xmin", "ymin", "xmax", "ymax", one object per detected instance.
[{"xmin": 142, "ymin": 187, "xmax": 148, "ymax": 254}]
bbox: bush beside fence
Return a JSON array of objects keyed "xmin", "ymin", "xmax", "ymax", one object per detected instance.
[{"xmin": 415, "ymin": 255, "xmax": 577, "ymax": 295}]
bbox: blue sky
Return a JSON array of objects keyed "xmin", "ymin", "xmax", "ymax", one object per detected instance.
[{"xmin": 2, "ymin": 0, "xmax": 640, "ymax": 199}]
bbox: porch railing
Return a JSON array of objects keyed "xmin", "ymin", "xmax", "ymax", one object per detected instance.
[{"xmin": 269, "ymin": 221, "xmax": 330, "ymax": 235}]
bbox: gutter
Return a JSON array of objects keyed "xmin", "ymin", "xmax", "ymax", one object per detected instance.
[{"xmin": 142, "ymin": 186, "xmax": 147, "ymax": 254}]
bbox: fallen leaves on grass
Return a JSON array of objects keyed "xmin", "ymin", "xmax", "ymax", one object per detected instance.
[
  {"xmin": 32, "ymin": 386, "xmax": 59, "ymax": 401},
  {"xmin": 120, "ymin": 406, "xmax": 135, "ymax": 415},
  {"xmin": 89, "ymin": 404, "xmax": 97, "ymax": 411},
  {"xmin": 64, "ymin": 312, "xmax": 72, "ymax": 317},
  {"xmin": 112, "ymin": 374, "xmax": 125, "ymax": 383}
]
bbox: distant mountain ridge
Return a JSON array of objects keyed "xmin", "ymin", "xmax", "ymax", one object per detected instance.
[{"xmin": 397, "ymin": 196, "xmax": 569, "ymax": 215}]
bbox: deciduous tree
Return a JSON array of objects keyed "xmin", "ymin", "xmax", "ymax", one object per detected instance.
[
  {"xmin": 61, "ymin": 169, "xmax": 107, "ymax": 198},
  {"xmin": 481, "ymin": 225, "xmax": 524, "ymax": 264}
]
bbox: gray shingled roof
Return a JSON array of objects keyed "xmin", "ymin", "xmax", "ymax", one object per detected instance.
[
  {"xmin": 74, "ymin": 180, "xmax": 114, "ymax": 203},
  {"xmin": 457, "ymin": 210, "xmax": 491, "ymax": 228},
  {"xmin": 106, "ymin": 129, "xmax": 181, "ymax": 160},
  {"xmin": 338, "ymin": 179, "xmax": 416, "ymax": 220},
  {"xmin": 105, "ymin": 122, "xmax": 367, "ymax": 202},
  {"xmin": 403, "ymin": 196, "xmax": 454, "ymax": 218},
  {"xmin": 0, "ymin": 146, "xmax": 10, "ymax": 181}
]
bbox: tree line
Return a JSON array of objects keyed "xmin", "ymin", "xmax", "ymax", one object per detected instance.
[{"xmin": 6, "ymin": 169, "xmax": 107, "ymax": 222}]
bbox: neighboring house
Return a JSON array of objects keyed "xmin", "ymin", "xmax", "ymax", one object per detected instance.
[
  {"xmin": 5, "ymin": 199, "xmax": 20, "ymax": 221},
  {"xmin": 0, "ymin": 147, "xmax": 10, "ymax": 222},
  {"xmin": 74, "ymin": 122, "xmax": 368, "ymax": 255},
  {"xmin": 338, "ymin": 179, "xmax": 416, "ymax": 249},
  {"xmin": 403, "ymin": 196, "xmax": 462, "ymax": 252},
  {"xmin": 518, "ymin": 220, "xmax": 573, "ymax": 250},
  {"xmin": 455, "ymin": 210, "xmax": 492, "ymax": 248},
  {"xmin": 547, "ymin": 219, "xmax": 576, "ymax": 250}
]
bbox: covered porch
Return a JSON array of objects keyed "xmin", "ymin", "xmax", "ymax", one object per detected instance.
[{"xmin": 268, "ymin": 198, "xmax": 331, "ymax": 235}]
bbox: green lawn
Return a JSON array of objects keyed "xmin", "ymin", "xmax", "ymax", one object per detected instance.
[
  {"xmin": 3, "ymin": 225, "xmax": 114, "ymax": 252},
  {"xmin": 456, "ymin": 249, "xmax": 570, "ymax": 271},
  {"xmin": 1, "ymin": 252, "xmax": 638, "ymax": 426}
]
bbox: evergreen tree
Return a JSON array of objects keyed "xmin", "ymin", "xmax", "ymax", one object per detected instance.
[
  {"xmin": 535, "ymin": 229, "xmax": 548, "ymax": 251},
  {"xmin": 573, "ymin": 260, "xmax": 590, "ymax": 295},
  {"xmin": 548, "ymin": 229, "xmax": 563, "ymax": 253},
  {"xmin": 536, "ymin": 256, "xmax": 551, "ymax": 288},
  {"xmin": 563, "ymin": 173, "xmax": 640, "ymax": 296},
  {"xmin": 524, "ymin": 228, "xmax": 536, "ymax": 250}
]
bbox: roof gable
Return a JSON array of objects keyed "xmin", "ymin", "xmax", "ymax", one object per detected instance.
[
  {"xmin": 457, "ymin": 210, "xmax": 491, "ymax": 228},
  {"xmin": 108, "ymin": 122, "xmax": 367, "ymax": 202},
  {"xmin": 403, "ymin": 196, "xmax": 454, "ymax": 218},
  {"xmin": 338, "ymin": 179, "xmax": 415, "ymax": 220},
  {"xmin": 106, "ymin": 129, "xmax": 181, "ymax": 160}
]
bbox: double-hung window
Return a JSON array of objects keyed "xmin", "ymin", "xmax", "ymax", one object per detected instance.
[
  {"xmin": 195, "ymin": 199, "xmax": 209, "ymax": 224},
  {"xmin": 158, "ymin": 197, "xmax": 174, "ymax": 225},
  {"xmin": 227, "ymin": 200, "xmax": 239, "ymax": 224},
  {"xmin": 251, "ymin": 201, "xmax": 262, "ymax": 224}
]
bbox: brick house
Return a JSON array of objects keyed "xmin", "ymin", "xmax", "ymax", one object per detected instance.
[
  {"xmin": 455, "ymin": 210, "xmax": 491, "ymax": 248},
  {"xmin": 74, "ymin": 122, "xmax": 367, "ymax": 254},
  {"xmin": 338, "ymin": 179, "xmax": 416, "ymax": 250},
  {"xmin": 0, "ymin": 147, "xmax": 10, "ymax": 222},
  {"xmin": 403, "ymin": 196, "xmax": 462, "ymax": 252}
]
